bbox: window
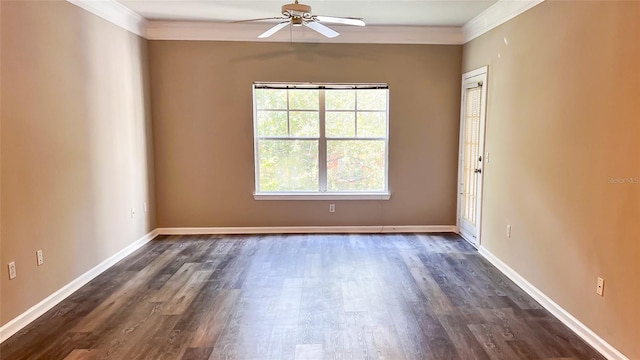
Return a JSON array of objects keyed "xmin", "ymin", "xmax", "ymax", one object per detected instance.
[{"xmin": 253, "ymin": 83, "xmax": 390, "ymax": 200}]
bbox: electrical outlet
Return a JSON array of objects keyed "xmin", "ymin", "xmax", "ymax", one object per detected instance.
[
  {"xmin": 596, "ymin": 277, "xmax": 605, "ymax": 296},
  {"xmin": 131, "ymin": 207, "xmax": 136, "ymax": 218},
  {"xmin": 8, "ymin": 262, "xmax": 16, "ymax": 280},
  {"xmin": 36, "ymin": 250, "xmax": 44, "ymax": 266},
  {"xmin": 143, "ymin": 202, "xmax": 148, "ymax": 213},
  {"xmin": 506, "ymin": 225, "xmax": 511, "ymax": 238},
  {"xmin": 329, "ymin": 204, "xmax": 335, "ymax": 213}
]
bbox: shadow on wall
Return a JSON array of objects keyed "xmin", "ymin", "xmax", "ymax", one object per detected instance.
[{"xmin": 229, "ymin": 42, "xmax": 379, "ymax": 63}]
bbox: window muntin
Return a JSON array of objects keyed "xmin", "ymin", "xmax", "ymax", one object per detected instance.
[{"xmin": 253, "ymin": 83, "xmax": 389, "ymax": 196}]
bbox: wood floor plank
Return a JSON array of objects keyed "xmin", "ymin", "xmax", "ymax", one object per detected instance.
[
  {"xmin": 341, "ymin": 311, "xmax": 379, "ymax": 359},
  {"xmin": 150, "ymin": 262, "xmax": 201, "ymax": 302},
  {"xmin": 273, "ymin": 278, "xmax": 303, "ymax": 327},
  {"xmin": 371, "ymin": 325, "xmax": 407, "ymax": 360},
  {"xmin": 480, "ymin": 307, "xmax": 564, "ymax": 359},
  {"xmin": 398, "ymin": 250, "xmax": 455, "ymax": 313},
  {"xmin": 384, "ymin": 294, "xmax": 436, "ymax": 360},
  {"xmin": 120, "ymin": 314, "xmax": 183, "ymax": 360},
  {"xmin": 408, "ymin": 301, "xmax": 460, "ymax": 360},
  {"xmin": 505, "ymin": 340, "xmax": 539, "ymax": 360},
  {"xmin": 342, "ymin": 280, "xmax": 368, "ymax": 312},
  {"xmin": 435, "ymin": 312, "xmax": 492, "ymax": 360},
  {"xmin": 162, "ymin": 270, "xmax": 215, "ymax": 315},
  {"xmin": 294, "ymin": 344, "xmax": 324, "ymax": 360},
  {"xmin": 181, "ymin": 347, "xmax": 213, "ymax": 360},
  {"xmin": 0, "ymin": 234, "xmax": 607, "ymax": 360},
  {"xmin": 189, "ymin": 289, "xmax": 240, "ymax": 348},
  {"xmin": 267, "ymin": 325, "xmax": 298, "ymax": 360},
  {"xmin": 87, "ymin": 301, "xmax": 165, "ymax": 359},
  {"xmin": 468, "ymin": 322, "xmax": 521, "ymax": 360},
  {"xmin": 62, "ymin": 349, "xmax": 103, "ymax": 360},
  {"xmin": 73, "ymin": 249, "xmax": 180, "ymax": 332},
  {"xmin": 535, "ymin": 317, "xmax": 606, "ymax": 359}
]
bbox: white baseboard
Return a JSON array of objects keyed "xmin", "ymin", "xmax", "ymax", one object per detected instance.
[
  {"xmin": 0, "ymin": 229, "xmax": 159, "ymax": 344},
  {"xmin": 478, "ymin": 247, "xmax": 629, "ymax": 360},
  {"xmin": 156, "ymin": 225, "xmax": 456, "ymax": 235}
]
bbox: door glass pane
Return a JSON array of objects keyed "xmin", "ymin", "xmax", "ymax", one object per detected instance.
[
  {"xmin": 461, "ymin": 86, "xmax": 482, "ymax": 225},
  {"xmin": 327, "ymin": 140, "xmax": 385, "ymax": 191},
  {"xmin": 258, "ymin": 140, "xmax": 319, "ymax": 192}
]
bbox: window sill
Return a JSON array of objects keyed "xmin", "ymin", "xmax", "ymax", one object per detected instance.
[{"xmin": 253, "ymin": 192, "xmax": 391, "ymax": 201}]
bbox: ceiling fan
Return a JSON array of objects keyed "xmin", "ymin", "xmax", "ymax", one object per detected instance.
[{"xmin": 236, "ymin": 0, "xmax": 366, "ymax": 39}]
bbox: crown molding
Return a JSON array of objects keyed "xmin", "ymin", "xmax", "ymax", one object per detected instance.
[
  {"xmin": 146, "ymin": 21, "xmax": 464, "ymax": 45},
  {"xmin": 67, "ymin": 0, "xmax": 542, "ymax": 45},
  {"xmin": 67, "ymin": 0, "xmax": 147, "ymax": 37},
  {"xmin": 463, "ymin": 0, "xmax": 544, "ymax": 43}
]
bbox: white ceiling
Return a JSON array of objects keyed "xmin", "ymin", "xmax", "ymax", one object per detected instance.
[{"xmin": 117, "ymin": 0, "xmax": 498, "ymax": 26}]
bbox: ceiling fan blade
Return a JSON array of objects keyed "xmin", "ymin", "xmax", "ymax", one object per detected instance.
[
  {"xmin": 258, "ymin": 21, "xmax": 291, "ymax": 38},
  {"xmin": 231, "ymin": 17, "xmax": 288, "ymax": 23},
  {"xmin": 304, "ymin": 21, "xmax": 339, "ymax": 38},
  {"xmin": 314, "ymin": 16, "xmax": 366, "ymax": 27}
]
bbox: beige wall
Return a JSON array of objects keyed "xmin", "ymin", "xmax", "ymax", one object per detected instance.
[
  {"xmin": 150, "ymin": 41, "xmax": 462, "ymax": 227},
  {"xmin": 5, "ymin": 1, "xmax": 635, "ymax": 357},
  {"xmin": 0, "ymin": 1, "xmax": 156, "ymax": 325},
  {"xmin": 463, "ymin": 1, "xmax": 640, "ymax": 358}
]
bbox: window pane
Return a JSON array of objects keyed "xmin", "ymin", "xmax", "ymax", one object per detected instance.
[
  {"xmin": 256, "ymin": 89, "xmax": 287, "ymax": 109},
  {"xmin": 357, "ymin": 89, "xmax": 387, "ymax": 110},
  {"xmin": 327, "ymin": 140, "xmax": 385, "ymax": 191},
  {"xmin": 289, "ymin": 89, "xmax": 319, "ymax": 110},
  {"xmin": 258, "ymin": 140, "xmax": 319, "ymax": 191},
  {"xmin": 254, "ymin": 84, "xmax": 389, "ymax": 195},
  {"xmin": 290, "ymin": 111, "xmax": 319, "ymax": 137},
  {"xmin": 326, "ymin": 90, "xmax": 355, "ymax": 110},
  {"xmin": 326, "ymin": 112, "xmax": 355, "ymax": 138},
  {"xmin": 257, "ymin": 111, "xmax": 287, "ymax": 137},
  {"xmin": 357, "ymin": 112, "xmax": 386, "ymax": 138}
]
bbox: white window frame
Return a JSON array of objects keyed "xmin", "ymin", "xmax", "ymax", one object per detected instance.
[{"xmin": 252, "ymin": 82, "xmax": 391, "ymax": 200}]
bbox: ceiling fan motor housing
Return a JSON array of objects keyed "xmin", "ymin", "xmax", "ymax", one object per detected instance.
[
  {"xmin": 255, "ymin": 0, "xmax": 362, "ymax": 39},
  {"xmin": 282, "ymin": 1, "xmax": 312, "ymax": 18}
]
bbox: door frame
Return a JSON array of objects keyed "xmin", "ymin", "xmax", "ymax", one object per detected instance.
[{"xmin": 456, "ymin": 66, "xmax": 489, "ymax": 247}]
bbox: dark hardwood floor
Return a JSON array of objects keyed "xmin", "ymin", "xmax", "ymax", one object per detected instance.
[{"xmin": 0, "ymin": 233, "xmax": 605, "ymax": 360}]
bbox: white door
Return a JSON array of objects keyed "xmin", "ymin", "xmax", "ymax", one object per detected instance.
[{"xmin": 457, "ymin": 67, "xmax": 488, "ymax": 247}]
